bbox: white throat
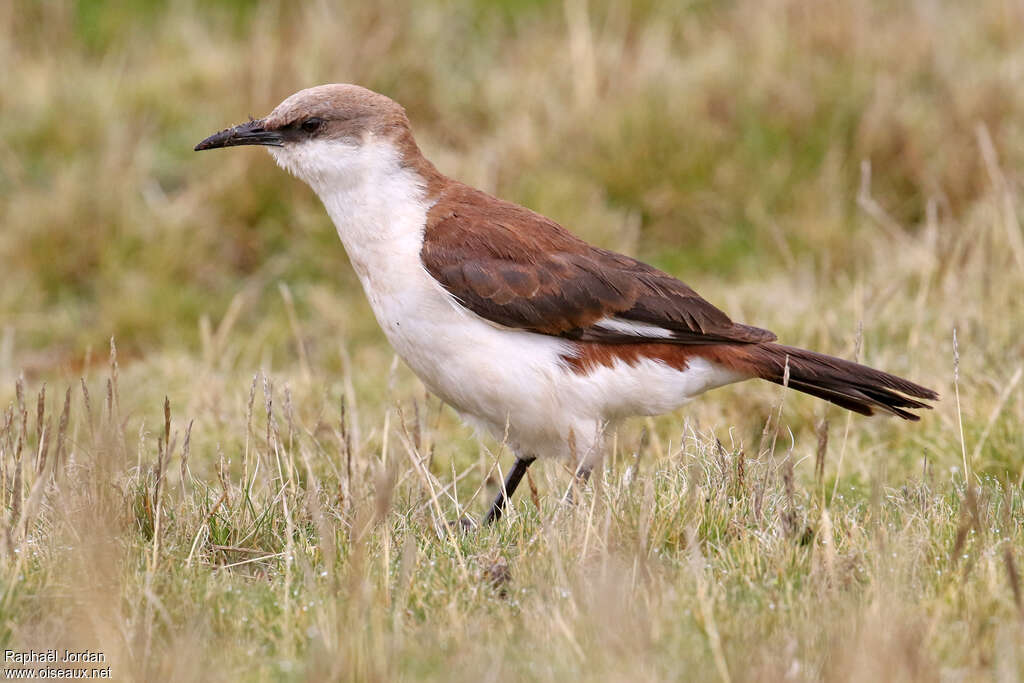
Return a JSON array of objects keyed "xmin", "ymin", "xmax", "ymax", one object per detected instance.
[
  {"xmin": 269, "ymin": 138, "xmax": 437, "ymax": 322},
  {"xmin": 268, "ymin": 137, "xmax": 460, "ymax": 377},
  {"xmin": 268, "ymin": 138, "xmax": 429, "ymax": 271}
]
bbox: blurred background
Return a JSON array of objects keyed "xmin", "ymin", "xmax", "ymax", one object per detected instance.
[
  {"xmin": 3, "ymin": 2, "xmax": 1024, "ymax": 680},
  {"xmin": 1, "ymin": 0, "xmax": 1022, "ymax": 467}
]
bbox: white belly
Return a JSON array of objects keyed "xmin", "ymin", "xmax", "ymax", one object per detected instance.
[
  {"xmin": 358, "ymin": 261, "xmax": 742, "ymax": 461},
  {"xmin": 355, "ymin": 251, "xmax": 590, "ymax": 457}
]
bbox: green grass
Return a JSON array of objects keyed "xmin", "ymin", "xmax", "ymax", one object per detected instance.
[{"xmin": 2, "ymin": 0, "xmax": 1023, "ymax": 680}]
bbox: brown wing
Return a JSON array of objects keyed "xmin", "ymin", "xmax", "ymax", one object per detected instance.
[{"xmin": 421, "ymin": 183, "xmax": 776, "ymax": 345}]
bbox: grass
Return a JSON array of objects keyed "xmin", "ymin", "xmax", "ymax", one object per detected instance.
[{"xmin": 2, "ymin": 0, "xmax": 1023, "ymax": 680}]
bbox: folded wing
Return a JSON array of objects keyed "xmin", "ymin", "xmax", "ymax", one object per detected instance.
[{"xmin": 421, "ymin": 183, "xmax": 775, "ymax": 346}]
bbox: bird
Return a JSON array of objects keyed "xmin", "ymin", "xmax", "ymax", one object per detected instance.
[{"xmin": 195, "ymin": 84, "xmax": 938, "ymax": 524}]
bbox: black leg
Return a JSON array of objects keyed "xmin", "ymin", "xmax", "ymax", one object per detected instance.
[{"xmin": 484, "ymin": 456, "xmax": 536, "ymax": 525}]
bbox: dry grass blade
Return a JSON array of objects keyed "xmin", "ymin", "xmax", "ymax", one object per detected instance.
[{"xmin": 814, "ymin": 418, "xmax": 828, "ymax": 495}]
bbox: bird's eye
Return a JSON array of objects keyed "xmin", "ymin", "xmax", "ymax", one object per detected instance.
[{"xmin": 301, "ymin": 117, "xmax": 324, "ymax": 133}]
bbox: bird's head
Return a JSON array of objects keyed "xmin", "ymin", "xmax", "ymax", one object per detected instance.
[{"xmin": 195, "ymin": 84, "xmax": 426, "ymax": 194}]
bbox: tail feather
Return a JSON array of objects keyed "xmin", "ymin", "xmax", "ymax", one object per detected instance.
[{"xmin": 742, "ymin": 343, "xmax": 939, "ymax": 421}]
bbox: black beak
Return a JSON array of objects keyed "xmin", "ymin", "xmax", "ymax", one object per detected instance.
[{"xmin": 194, "ymin": 119, "xmax": 283, "ymax": 151}]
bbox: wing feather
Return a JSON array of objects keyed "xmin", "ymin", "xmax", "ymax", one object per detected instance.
[{"xmin": 422, "ymin": 183, "xmax": 776, "ymax": 345}]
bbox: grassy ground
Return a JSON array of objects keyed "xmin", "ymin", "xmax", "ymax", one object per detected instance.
[{"xmin": 2, "ymin": 0, "xmax": 1023, "ymax": 680}]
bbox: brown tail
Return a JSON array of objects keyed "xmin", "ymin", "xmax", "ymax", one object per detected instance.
[{"xmin": 737, "ymin": 343, "xmax": 939, "ymax": 420}]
